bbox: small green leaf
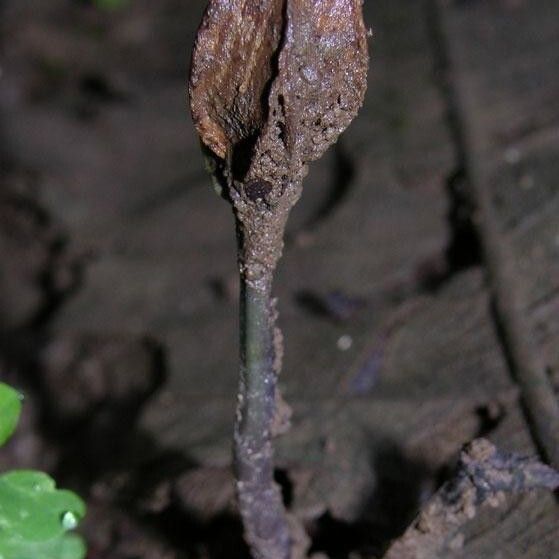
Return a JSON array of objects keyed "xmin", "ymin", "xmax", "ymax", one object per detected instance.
[
  {"xmin": 0, "ymin": 383, "xmax": 22, "ymax": 447},
  {"xmin": 0, "ymin": 385, "xmax": 87, "ymax": 558},
  {"xmin": 0, "ymin": 532, "xmax": 86, "ymax": 559},
  {"xmin": 0, "ymin": 470, "xmax": 86, "ymax": 558}
]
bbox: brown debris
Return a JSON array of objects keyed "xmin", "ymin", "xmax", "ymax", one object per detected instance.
[{"xmin": 382, "ymin": 439, "xmax": 559, "ymax": 559}]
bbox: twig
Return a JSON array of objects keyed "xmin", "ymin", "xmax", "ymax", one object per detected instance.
[{"xmin": 431, "ymin": 0, "xmax": 559, "ymax": 468}]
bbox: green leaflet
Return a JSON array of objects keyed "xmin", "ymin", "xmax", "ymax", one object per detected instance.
[
  {"xmin": 0, "ymin": 471, "xmax": 85, "ymax": 540},
  {"xmin": 0, "ymin": 384, "xmax": 22, "ymax": 448},
  {"xmin": 0, "ymin": 471, "xmax": 86, "ymax": 559},
  {"xmin": 0, "ymin": 532, "xmax": 86, "ymax": 559},
  {"xmin": 0, "ymin": 384, "xmax": 87, "ymax": 559},
  {"xmin": 0, "ymin": 470, "xmax": 87, "ymax": 559}
]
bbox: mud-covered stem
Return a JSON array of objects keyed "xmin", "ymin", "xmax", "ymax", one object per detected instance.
[{"xmin": 234, "ymin": 263, "xmax": 291, "ymax": 559}]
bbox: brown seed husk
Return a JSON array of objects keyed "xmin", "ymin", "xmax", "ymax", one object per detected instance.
[
  {"xmin": 190, "ymin": 0, "xmax": 369, "ymax": 287},
  {"xmin": 189, "ymin": 0, "xmax": 369, "ymax": 185},
  {"xmin": 189, "ymin": 0, "xmax": 285, "ymax": 160}
]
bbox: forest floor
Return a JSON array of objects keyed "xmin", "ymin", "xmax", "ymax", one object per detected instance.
[{"xmin": 1, "ymin": 1, "xmax": 558, "ymax": 558}]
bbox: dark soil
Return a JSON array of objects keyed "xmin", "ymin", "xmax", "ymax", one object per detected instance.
[{"xmin": 1, "ymin": 1, "xmax": 558, "ymax": 558}]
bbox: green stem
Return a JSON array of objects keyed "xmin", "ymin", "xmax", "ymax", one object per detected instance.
[{"xmin": 234, "ymin": 271, "xmax": 291, "ymax": 559}]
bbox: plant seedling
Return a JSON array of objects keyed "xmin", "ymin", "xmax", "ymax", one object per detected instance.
[
  {"xmin": 189, "ymin": 2, "xmax": 369, "ymax": 558},
  {"xmin": 0, "ymin": 382, "xmax": 86, "ymax": 559}
]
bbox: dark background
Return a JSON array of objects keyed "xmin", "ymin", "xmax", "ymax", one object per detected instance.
[{"xmin": 1, "ymin": 1, "xmax": 558, "ymax": 558}]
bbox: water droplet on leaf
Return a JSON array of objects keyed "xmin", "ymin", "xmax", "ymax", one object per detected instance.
[{"xmin": 61, "ymin": 511, "xmax": 79, "ymax": 530}]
